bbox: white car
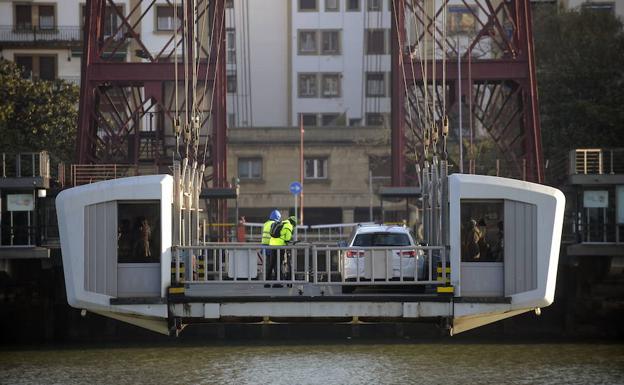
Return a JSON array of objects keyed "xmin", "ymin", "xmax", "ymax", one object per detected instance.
[{"xmin": 340, "ymin": 225, "xmax": 426, "ymax": 292}]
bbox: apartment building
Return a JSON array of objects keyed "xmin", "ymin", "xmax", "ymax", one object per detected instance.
[{"xmin": 1, "ymin": 0, "xmax": 620, "ymax": 226}]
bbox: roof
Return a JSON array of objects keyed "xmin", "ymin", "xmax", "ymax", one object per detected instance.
[{"xmin": 353, "ymin": 224, "xmax": 410, "ymax": 234}]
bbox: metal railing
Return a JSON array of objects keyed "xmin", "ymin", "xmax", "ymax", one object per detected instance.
[
  {"xmin": 59, "ymin": 76, "xmax": 81, "ymax": 86},
  {"xmin": 0, "ymin": 224, "xmax": 37, "ymax": 247},
  {"xmin": 172, "ymin": 243, "xmax": 447, "ymax": 286},
  {"xmin": 70, "ymin": 164, "xmax": 159, "ymax": 186},
  {"xmin": 243, "ymin": 222, "xmax": 367, "ymax": 243},
  {"xmin": 0, "ymin": 26, "xmax": 82, "ymax": 44},
  {"xmin": 576, "ymin": 220, "xmax": 623, "ymax": 244},
  {"xmin": 1, "ymin": 152, "xmax": 50, "ymax": 179},
  {"xmin": 571, "ymin": 148, "xmax": 624, "ymax": 175}
]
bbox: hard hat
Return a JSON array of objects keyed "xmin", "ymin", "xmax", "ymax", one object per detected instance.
[
  {"xmin": 269, "ymin": 210, "xmax": 281, "ymax": 221},
  {"xmin": 287, "ymin": 216, "xmax": 297, "ymax": 225}
]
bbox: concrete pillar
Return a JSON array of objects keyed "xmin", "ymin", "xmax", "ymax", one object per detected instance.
[{"xmin": 342, "ymin": 207, "xmax": 354, "ymax": 224}]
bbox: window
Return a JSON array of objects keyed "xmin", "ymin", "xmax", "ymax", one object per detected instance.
[
  {"xmin": 156, "ymin": 5, "xmax": 183, "ymax": 31},
  {"xmin": 353, "ymin": 232, "xmax": 411, "ymax": 246},
  {"xmin": 14, "ymin": 56, "xmax": 33, "ymax": 79},
  {"xmin": 367, "ymin": 0, "xmax": 382, "ymax": 11},
  {"xmin": 238, "ymin": 158, "xmax": 262, "ymax": 179},
  {"xmin": 366, "ymin": 113, "xmax": 385, "ymax": 126},
  {"xmin": 448, "ymin": 6, "xmax": 477, "ymax": 33},
  {"xmin": 349, "ymin": 118, "xmax": 362, "ymax": 126},
  {"xmin": 15, "ymin": 4, "xmax": 56, "ymax": 30},
  {"xmin": 366, "ymin": 72, "xmax": 385, "ymax": 96},
  {"xmin": 38, "ymin": 56, "xmax": 56, "ymax": 80},
  {"xmin": 305, "ymin": 158, "xmax": 327, "ymax": 179},
  {"xmin": 581, "ymin": 2, "xmax": 615, "ymax": 13},
  {"xmin": 227, "ymin": 73, "xmax": 237, "ymax": 93},
  {"xmin": 298, "ymin": 30, "xmax": 318, "ymax": 54},
  {"xmin": 38, "ymin": 5, "xmax": 55, "ymax": 30},
  {"xmin": 321, "ymin": 30, "xmax": 341, "ymax": 55},
  {"xmin": 321, "ymin": 113, "xmax": 340, "ymax": 126},
  {"xmin": 299, "ymin": 0, "xmax": 317, "ymax": 11},
  {"xmin": 302, "ymin": 114, "xmax": 318, "ymax": 127},
  {"xmin": 325, "ymin": 0, "xmax": 339, "ymax": 11},
  {"xmin": 321, "ymin": 73, "xmax": 340, "ymax": 97},
  {"xmin": 460, "ymin": 200, "xmax": 504, "ymax": 262},
  {"xmin": 14, "ymin": 55, "xmax": 56, "ymax": 81},
  {"xmin": 366, "ymin": 29, "xmax": 386, "ymax": 54},
  {"xmin": 81, "ymin": 5, "xmax": 123, "ymax": 38},
  {"xmin": 226, "ymin": 29, "xmax": 236, "ymax": 63},
  {"xmin": 104, "ymin": 6, "xmax": 124, "ymax": 37},
  {"xmin": 346, "ymin": 0, "xmax": 360, "ymax": 11},
  {"xmin": 298, "ymin": 73, "xmax": 318, "ymax": 97},
  {"xmin": 369, "ymin": 155, "xmax": 390, "ymax": 177},
  {"xmin": 15, "ymin": 5, "xmax": 32, "ymax": 30},
  {"xmin": 117, "ymin": 202, "xmax": 161, "ymax": 263}
]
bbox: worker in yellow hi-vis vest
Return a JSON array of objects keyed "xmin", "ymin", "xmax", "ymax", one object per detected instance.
[
  {"xmin": 268, "ymin": 216, "xmax": 296, "ymax": 280},
  {"xmin": 262, "ymin": 210, "xmax": 281, "ymax": 280}
]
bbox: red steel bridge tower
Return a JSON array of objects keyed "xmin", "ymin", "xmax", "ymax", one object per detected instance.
[
  {"xmin": 390, "ymin": 0, "xmax": 543, "ymax": 185},
  {"xmin": 76, "ymin": 0, "xmax": 227, "ymax": 226}
]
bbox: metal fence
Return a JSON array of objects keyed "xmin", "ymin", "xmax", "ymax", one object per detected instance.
[
  {"xmin": 171, "ymin": 243, "xmax": 447, "ymax": 286},
  {"xmin": 571, "ymin": 148, "xmax": 624, "ymax": 175},
  {"xmin": 0, "ymin": 26, "xmax": 82, "ymax": 43},
  {"xmin": 70, "ymin": 164, "xmax": 159, "ymax": 186},
  {"xmin": 243, "ymin": 222, "xmax": 363, "ymax": 243},
  {"xmin": 1, "ymin": 152, "xmax": 49, "ymax": 179}
]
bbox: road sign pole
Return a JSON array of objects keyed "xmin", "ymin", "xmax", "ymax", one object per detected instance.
[
  {"xmin": 289, "ymin": 181, "xmax": 302, "ymax": 241},
  {"xmin": 294, "ymin": 194, "xmax": 298, "ymax": 241}
]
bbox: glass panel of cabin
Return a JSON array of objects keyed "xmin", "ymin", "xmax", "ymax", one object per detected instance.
[
  {"xmin": 116, "ymin": 201, "xmax": 161, "ymax": 298},
  {"xmin": 460, "ymin": 200, "xmax": 505, "ymax": 297},
  {"xmin": 117, "ymin": 202, "xmax": 161, "ymax": 263},
  {"xmin": 460, "ymin": 200, "xmax": 504, "ymax": 262}
]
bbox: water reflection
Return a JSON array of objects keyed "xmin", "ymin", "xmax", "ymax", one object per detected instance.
[{"xmin": 1, "ymin": 343, "xmax": 623, "ymax": 385}]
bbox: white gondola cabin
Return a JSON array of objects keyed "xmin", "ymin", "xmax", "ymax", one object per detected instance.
[{"xmin": 57, "ymin": 171, "xmax": 564, "ymax": 335}]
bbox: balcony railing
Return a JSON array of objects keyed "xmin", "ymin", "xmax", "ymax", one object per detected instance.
[
  {"xmin": 58, "ymin": 76, "xmax": 81, "ymax": 86},
  {"xmin": 1, "ymin": 152, "xmax": 50, "ymax": 179},
  {"xmin": 0, "ymin": 26, "xmax": 82, "ymax": 45},
  {"xmin": 570, "ymin": 148, "xmax": 624, "ymax": 175},
  {"xmin": 70, "ymin": 164, "xmax": 159, "ymax": 186}
]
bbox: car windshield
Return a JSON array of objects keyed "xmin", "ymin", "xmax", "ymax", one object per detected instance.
[{"xmin": 352, "ymin": 232, "xmax": 411, "ymax": 246}]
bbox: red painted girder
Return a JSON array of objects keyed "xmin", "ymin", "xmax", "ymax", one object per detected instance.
[
  {"xmin": 403, "ymin": 57, "xmax": 528, "ymax": 82},
  {"xmin": 86, "ymin": 62, "xmax": 216, "ymax": 82}
]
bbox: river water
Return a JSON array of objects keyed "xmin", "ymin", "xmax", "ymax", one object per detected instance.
[{"xmin": 1, "ymin": 343, "xmax": 623, "ymax": 385}]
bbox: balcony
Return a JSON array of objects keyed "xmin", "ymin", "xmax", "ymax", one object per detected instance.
[
  {"xmin": 0, "ymin": 26, "xmax": 82, "ymax": 48},
  {"xmin": 1, "ymin": 152, "xmax": 50, "ymax": 189},
  {"xmin": 568, "ymin": 148, "xmax": 624, "ymax": 185}
]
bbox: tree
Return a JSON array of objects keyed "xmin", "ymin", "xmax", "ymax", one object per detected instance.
[
  {"xmin": 0, "ymin": 59, "xmax": 79, "ymax": 163},
  {"xmin": 533, "ymin": 6, "xmax": 624, "ymax": 161}
]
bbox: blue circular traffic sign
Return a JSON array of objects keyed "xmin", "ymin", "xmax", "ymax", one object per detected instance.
[{"xmin": 289, "ymin": 181, "xmax": 302, "ymax": 195}]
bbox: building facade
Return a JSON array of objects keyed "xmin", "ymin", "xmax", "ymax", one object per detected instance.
[{"xmin": 1, "ymin": 0, "xmax": 622, "ymax": 226}]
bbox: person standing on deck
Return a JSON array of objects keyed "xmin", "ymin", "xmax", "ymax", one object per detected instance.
[
  {"xmin": 262, "ymin": 210, "xmax": 281, "ymax": 280},
  {"xmin": 268, "ymin": 216, "xmax": 297, "ymax": 280}
]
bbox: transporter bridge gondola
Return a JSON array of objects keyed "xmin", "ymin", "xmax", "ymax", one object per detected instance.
[{"xmin": 56, "ymin": 165, "xmax": 564, "ymax": 335}]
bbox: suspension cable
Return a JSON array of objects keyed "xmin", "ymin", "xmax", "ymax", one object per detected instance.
[
  {"xmin": 432, "ymin": 0, "xmax": 438, "ymax": 156},
  {"xmin": 442, "ymin": 0, "xmax": 449, "ymax": 159},
  {"xmin": 202, "ymin": 5, "xmax": 225, "ymax": 165},
  {"xmin": 391, "ymin": 0, "xmax": 413, "ymax": 136},
  {"xmin": 405, "ymin": 0, "xmax": 425, "ymax": 133},
  {"xmin": 183, "ymin": 0, "xmax": 190, "ymax": 157},
  {"xmin": 192, "ymin": 0, "xmax": 210, "ymax": 156},
  {"xmin": 173, "ymin": 0, "xmax": 181, "ymax": 159}
]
